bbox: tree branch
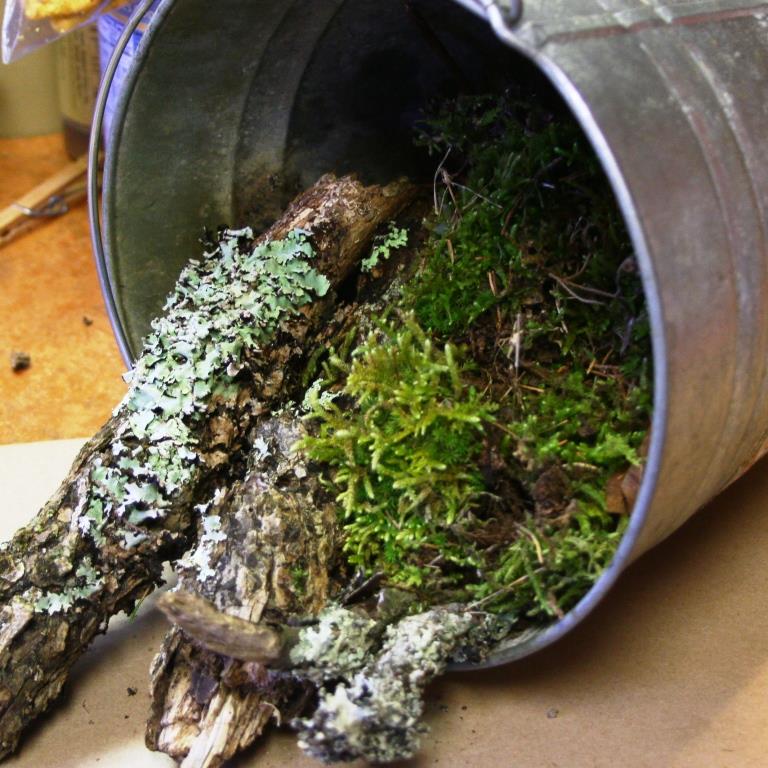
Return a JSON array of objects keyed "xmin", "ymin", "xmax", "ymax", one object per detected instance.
[{"xmin": 0, "ymin": 174, "xmax": 414, "ymax": 759}]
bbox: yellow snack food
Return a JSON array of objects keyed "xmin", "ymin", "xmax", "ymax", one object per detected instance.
[
  {"xmin": 24, "ymin": 0, "xmax": 103, "ymax": 21},
  {"xmin": 48, "ymin": 0, "xmax": 127, "ymax": 32},
  {"xmin": 49, "ymin": 14, "xmax": 84, "ymax": 32}
]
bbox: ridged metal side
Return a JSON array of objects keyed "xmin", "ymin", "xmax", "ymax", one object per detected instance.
[
  {"xmin": 98, "ymin": 0, "xmax": 768, "ymax": 666},
  {"xmin": 451, "ymin": 0, "xmax": 768, "ymax": 665},
  {"xmin": 496, "ymin": 0, "xmax": 768, "ymax": 553}
]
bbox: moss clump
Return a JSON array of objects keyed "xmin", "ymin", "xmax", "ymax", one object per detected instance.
[
  {"xmin": 300, "ymin": 316, "xmax": 496, "ymax": 588},
  {"xmin": 300, "ymin": 91, "xmax": 652, "ymax": 624},
  {"xmin": 469, "ymin": 510, "xmax": 625, "ymax": 618}
]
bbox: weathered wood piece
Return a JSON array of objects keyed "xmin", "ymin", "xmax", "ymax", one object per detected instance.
[
  {"xmin": 148, "ymin": 415, "xmax": 338, "ymax": 767},
  {"xmin": 0, "ymin": 174, "xmax": 414, "ymax": 759}
]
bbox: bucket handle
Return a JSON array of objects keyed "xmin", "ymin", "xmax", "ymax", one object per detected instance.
[{"xmin": 88, "ymin": 0, "xmax": 157, "ymax": 368}]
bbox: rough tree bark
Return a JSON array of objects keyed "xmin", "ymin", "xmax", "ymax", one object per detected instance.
[
  {"xmin": 0, "ymin": 174, "xmax": 414, "ymax": 758},
  {"xmin": 147, "ymin": 415, "xmax": 338, "ymax": 767}
]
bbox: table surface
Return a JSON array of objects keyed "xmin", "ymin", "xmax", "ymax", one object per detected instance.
[
  {"xmin": 2, "ymin": 135, "xmax": 768, "ymax": 768},
  {"xmin": 0, "ymin": 134, "xmax": 126, "ymax": 445}
]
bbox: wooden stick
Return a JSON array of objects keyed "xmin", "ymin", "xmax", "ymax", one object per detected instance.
[
  {"xmin": 148, "ymin": 414, "xmax": 338, "ymax": 768},
  {"xmin": 0, "ymin": 155, "xmax": 89, "ymax": 239}
]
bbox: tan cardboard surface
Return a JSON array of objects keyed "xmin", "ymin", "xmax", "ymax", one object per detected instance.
[{"xmin": 2, "ymin": 439, "xmax": 768, "ymax": 768}]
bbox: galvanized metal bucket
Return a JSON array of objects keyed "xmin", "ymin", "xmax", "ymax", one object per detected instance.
[{"xmin": 90, "ymin": 0, "xmax": 768, "ymax": 667}]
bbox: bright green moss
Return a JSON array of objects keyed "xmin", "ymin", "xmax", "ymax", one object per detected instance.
[
  {"xmin": 468, "ymin": 509, "xmax": 626, "ymax": 618},
  {"xmin": 299, "ymin": 315, "xmax": 496, "ymax": 588}
]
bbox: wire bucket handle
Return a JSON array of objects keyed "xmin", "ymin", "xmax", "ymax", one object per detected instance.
[{"xmin": 88, "ymin": 0, "xmax": 157, "ymax": 367}]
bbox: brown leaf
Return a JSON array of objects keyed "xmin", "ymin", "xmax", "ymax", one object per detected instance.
[
  {"xmin": 605, "ymin": 472, "xmax": 628, "ymax": 515},
  {"xmin": 621, "ymin": 464, "xmax": 643, "ymax": 511}
]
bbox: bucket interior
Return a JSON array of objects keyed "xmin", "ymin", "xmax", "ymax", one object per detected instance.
[
  {"xmin": 105, "ymin": 0, "xmax": 600, "ymax": 352},
  {"xmin": 104, "ymin": 0, "xmax": 652, "ymax": 665},
  {"xmin": 229, "ymin": 1, "xmax": 551, "ymax": 231}
]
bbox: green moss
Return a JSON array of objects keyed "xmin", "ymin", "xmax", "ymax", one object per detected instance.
[
  {"xmin": 469, "ymin": 509, "xmax": 626, "ymax": 618},
  {"xmin": 512, "ymin": 369, "xmax": 650, "ymax": 472},
  {"xmin": 299, "ymin": 315, "xmax": 496, "ymax": 588},
  {"xmin": 299, "ymin": 91, "xmax": 652, "ymax": 624},
  {"xmin": 291, "ymin": 566, "xmax": 309, "ymax": 596}
]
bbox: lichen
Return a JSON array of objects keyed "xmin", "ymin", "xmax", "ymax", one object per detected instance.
[
  {"xmin": 177, "ymin": 494, "xmax": 228, "ymax": 582},
  {"xmin": 290, "ymin": 604, "xmax": 379, "ymax": 684},
  {"xmin": 35, "ymin": 228, "xmax": 330, "ymax": 613},
  {"xmin": 361, "ymin": 222, "xmax": 408, "ymax": 273},
  {"xmin": 31, "ymin": 558, "xmax": 104, "ymax": 615},
  {"xmin": 294, "ymin": 608, "xmax": 475, "ymax": 763},
  {"xmin": 93, "ymin": 227, "xmax": 327, "ymax": 533}
]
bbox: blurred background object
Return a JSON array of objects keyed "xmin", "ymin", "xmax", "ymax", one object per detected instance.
[
  {"xmin": 1, "ymin": 0, "xmax": 151, "ymax": 149},
  {"xmin": 57, "ymin": 23, "xmax": 100, "ymax": 158},
  {"xmin": 1, "ymin": 0, "xmax": 101, "ymax": 152},
  {"xmin": 0, "ymin": 0, "xmax": 60, "ymax": 137}
]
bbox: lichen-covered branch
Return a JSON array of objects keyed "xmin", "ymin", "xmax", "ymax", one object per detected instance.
[
  {"xmin": 0, "ymin": 174, "xmax": 414, "ymax": 758},
  {"xmin": 147, "ymin": 415, "xmax": 339, "ymax": 767},
  {"xmin": 293, "ymin": 608, "xmax": 506, "ymax": 764}
]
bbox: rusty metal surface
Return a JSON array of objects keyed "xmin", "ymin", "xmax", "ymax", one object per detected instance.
[{"xmin": 98, "ymin": 0, "xmax": 768, "ymax": 666}]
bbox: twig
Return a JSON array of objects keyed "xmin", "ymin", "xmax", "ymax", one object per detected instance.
[
  {"xmin": 433, "ymin": 148, "xmax": 451, "ymax": 215},
  {"xmin": 548, "ymin": 272, "xmax": 606, "ymax": 306}
]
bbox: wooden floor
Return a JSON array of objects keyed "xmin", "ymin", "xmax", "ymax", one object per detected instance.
[{"xmin": 0, "ymin": 134, "xmax": 126, "ymax": 444}]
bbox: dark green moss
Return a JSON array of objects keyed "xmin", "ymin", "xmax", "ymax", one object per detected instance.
[{"xmin": 301, "ymin": 91, "xmax": 652, "ymax": 623}]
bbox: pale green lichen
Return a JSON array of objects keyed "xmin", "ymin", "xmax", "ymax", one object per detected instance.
[
  {"xmin": 301, "ymin": 378, "xmax": 340, "ymax": 413},
  {"xmin": 290, "ymin": 604, "xmax": 379, "ymax": 684},
  {"xmin": 178, "ymin": 493, "xmax": 228, "ymax": 582},
  {"xmin": 35, "ymin": 228, "xmax": 330, "ymax": 613},
  {"xmin": 252, "ymin": 436, "xmax": 271, "ymax": 462},
  {"xmin": 295, "ymin": 608, "xmax": 474, "ymax": 763},
  {"xmin": 361, "ymin": 223, "xmax": 408, "ymax": 272},
  {"xmin": 84, "ymin": 227, "xmax": 329, "ymax": 538},
  {"xmin": 32, "ymin": 558, "xmax": 104, "ymax": 616}
]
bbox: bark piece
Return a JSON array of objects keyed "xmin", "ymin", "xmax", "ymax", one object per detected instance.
[
  {"xmin": 156, "ymin": 592, "xmax": 289, "ymax": 664},
  {"xmin": 605, "ymin": 463, "xmax": 644, "ymax": 515},
  {"xmin": 0, "ymin": 174, "xmax": 414, "ymax": 759},
  {"xmin": 148, "ymin": 415, "xmax": 339, "ymax": 767},
  {"xmin": 294, "ymin": 608, "xmax": 499, "ymax": 764}
]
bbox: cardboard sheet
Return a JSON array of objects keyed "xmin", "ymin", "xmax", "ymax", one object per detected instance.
[{"xmin": 2, "ymin": 439, "xmax": 768, "ymax": 768}]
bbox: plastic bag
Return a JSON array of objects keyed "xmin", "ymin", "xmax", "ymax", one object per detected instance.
[{"xmin": 2, "ymin": 0, "xmax": 129, "ymax": 64}]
